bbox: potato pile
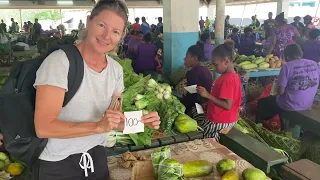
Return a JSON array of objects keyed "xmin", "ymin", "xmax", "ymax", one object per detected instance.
[
  {"xmin": 265, "ymin": 54, "xmax": 285, "ymax": 69},
  {"xmin": 119, "ymin": 151, "xmax": 147, "ymax": 169}
]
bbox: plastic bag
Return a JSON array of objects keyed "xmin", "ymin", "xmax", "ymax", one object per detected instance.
[
  {"xmin": 158, "ymin": 159, "xmax": 183, "ymax": 180},
  {"xmin": 151, "ymin": 146, "xmax": 171, "ymax": 179}
]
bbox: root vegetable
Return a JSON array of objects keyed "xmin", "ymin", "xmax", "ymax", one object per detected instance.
[
  {"xmin": 122, "ymin": 151, "xmax": 137, "ymax": 161},
  {"xmin": 121, "ymin": 161, "xmax": 132, "ymax": 168},
  {"xmin": 275, "ymin": 61, "xmax": 282, "ymax": 68}
]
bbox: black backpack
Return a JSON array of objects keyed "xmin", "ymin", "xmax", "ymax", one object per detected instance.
[{"xmin": 0, "ymin": 44, "xmax": 84, "ymax": 167}]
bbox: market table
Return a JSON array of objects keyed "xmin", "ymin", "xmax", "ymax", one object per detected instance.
[
  {"xmin": 246, "ymin": 69, "xmax": 280, "ymax": 78},
  {"xmin": 107, "ymin": 138, "xmax": 271, "ymax": 180}
]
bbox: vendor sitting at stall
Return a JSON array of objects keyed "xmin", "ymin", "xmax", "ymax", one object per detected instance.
[
  {"xmin": 181, "ymin": 43, "xmax": 213, "ymax": 115},
  {"xmin": 303, "ymin": 28, "xmax": 320, "ymax": 63},
  {"xmin": 228, "ymin": 28, "xmax": 240, "ymax": 51},
  {"xmin": 239, "ymin": 27, "xmax": 255, "ymax": 56},
  {"xmin": 200, "ymin": 32, "xmax": 214, "ymax": 61},
  {"xmin": 193, "ymin": 40, "xmax": 242, "ymax": 141},
  {"xmin": 256, "ymin": 44, "xmax": 320, "ymax": 130},
  {"xmin": 133, "ymin": 32, "xmax": 159, "ymax": 75},
  {"xmin": 126, "ymin": 30, "xmax": 143, "ymax": 60}
]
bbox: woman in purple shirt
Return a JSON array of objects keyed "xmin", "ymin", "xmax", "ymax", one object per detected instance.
[
  {"xmin": 239, "ymin": 27, "xmax": 255, "ymax": 56},
  {"xmin": 303, "ymin": 29, "xmax": 320, "ymax": 63},
  {"xmin": 199, "ymin": 33, "xmax": 214, "ymax": 61},
  {"xmin": 133, "ymin": 32, "xmax": 158, "ymax": 74},
  {"xmin": 181, "ymin": 44, "xmax": 214, "ymax": 114},
  {"xmin": 256, "ymin": 44, "xmax": 320, "ymax": 130},
  {"xmin": 126, "ymin": 30, "xmax": 143, "ymax": 60}
]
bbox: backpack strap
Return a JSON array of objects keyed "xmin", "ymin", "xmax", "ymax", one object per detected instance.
[{"xmin": 58, "ymin": 45, "xmax": 84, "ymax": 107}]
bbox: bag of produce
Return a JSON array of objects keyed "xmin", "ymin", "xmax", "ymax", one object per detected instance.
[
  {"xmin": 158, "ymin": 159, "xmax": 183, "ymax": 180},
  {"xmin": 151, "ymin": 146, "xmax": 171, "ymax": 179}
]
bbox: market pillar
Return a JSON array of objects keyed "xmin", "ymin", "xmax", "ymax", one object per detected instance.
[
  {"xmin": 276, "ymin": 0, "xmax": 289, "ymax": 18},
  {"xmin": 163, "ymin": 0, "xmax": 199, "ymax": 75},
  {"xmin": 207, "ymin": 5, "xmax": 216, "ymax": 21},
  {"xmin": 214, "ymin": 0, "xmax": 225, "ymax": 79}
]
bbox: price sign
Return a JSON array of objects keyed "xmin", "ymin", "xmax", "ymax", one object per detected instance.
[{"xmin": 123, "ymin": 111, "xmax": 144, "ymax": 134}]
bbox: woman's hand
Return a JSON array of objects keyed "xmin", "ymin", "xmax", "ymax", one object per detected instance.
[
  {"xmin": 142, "ymin": 112, "xmax": 160, "ymax": 129},
  {"xmin": 197, "ymin": 86, "xmax": 210, "ymax": 99},
  {"xmin": 97, "ymin": 110, "xmax": 125, "ymax": 133}
]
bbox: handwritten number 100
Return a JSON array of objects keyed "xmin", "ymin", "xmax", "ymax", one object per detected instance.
[{"xmin": 126, "ymin": 118, "xmax": 140, "ymax": 127}]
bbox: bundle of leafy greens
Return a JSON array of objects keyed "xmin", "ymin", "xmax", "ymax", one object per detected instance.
[
  {"xmin": 114, "ymin": 57, "xmax": 188, "ymax": 147},
  {"xmin": 151, "ymin": 147, "xmax": 172, "ymax": 179}
]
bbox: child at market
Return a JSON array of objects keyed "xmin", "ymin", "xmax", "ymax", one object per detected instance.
[
  {"xmin": 256, "ymin": 44, "xmax": 320, "ymax": 130},
  {"xmin": 181, "ymin": 43, "xmax": 214, "ymax": 115},
  {"xmin": 133, "ymin": 32, "xmax": 159, "ymax": 75},
  {"xmin": 194, "ymin": 40, "xmax": 242, "ymax": 141},
  {"xmin": 239, "ymin": 27, "xmax": 255, "ymax": 56},
  {"xmin": 303, "ymin": 28, "xmax": 320, "ymax": 63}
]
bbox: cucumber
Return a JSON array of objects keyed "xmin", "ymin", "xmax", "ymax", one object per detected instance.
[
  {"xmin": 258, "ymin": 62, "xmax": 270, "ymax": 69},
  {"xmin": 242, "ymin": 63, "xmax": 258, "ymax": 70},
  {"xmin": 182, "ymin": 160, "xmax": 213, "ymax": 178},
  {"xmin": 254, "ymin": 58, "xmax": 265, "ymax": 64},
  {"xmin": 238, "ymin": 61, "xmax": 251, "ymax": 67}
]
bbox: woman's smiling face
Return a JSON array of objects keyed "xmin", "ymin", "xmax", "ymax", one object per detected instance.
[{"xmin": 86, "ymin": 10, "xmax": 125, "ymax": 54}]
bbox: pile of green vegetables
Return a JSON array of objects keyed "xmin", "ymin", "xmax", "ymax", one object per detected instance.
[
  {"xmin": 151, "ymin": 147, "xmax": 213, "ymax": 180},
  {"xmin": 106, "ymin": 56, "xmax": 201, "ymax": 148}
]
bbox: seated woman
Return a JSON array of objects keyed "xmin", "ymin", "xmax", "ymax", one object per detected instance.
[
  {"xmin": 239, "ymin": 27, "xmax": 255, "ymax": 56},
  {"xmin": 303, "ymin": 29, "xmax": 320, "ymax": 63},
  {"xmin": 181, "ymin": 43, "xmax": 214, "ymax": 115},
  {"xmin": 228, "ymin": 28, "xmax": 240, "ymax": 50},
  {"xmin": 256, "ymin": 44, "xmax": 320, "ymax": 130},
  {"xmin": 133, "ymin": 32, "xmax": 158, "ymax": 74},
  {"xmin": 193, "ymin": 40, "xmax": 242, "ymax": 141},
  {"xmin": 126, "ymin": 30, "xmax": 143, "ymax": 60},
  {"xmin": 199, "ymin": 33, "xmax": 214, "ymax": 61}
]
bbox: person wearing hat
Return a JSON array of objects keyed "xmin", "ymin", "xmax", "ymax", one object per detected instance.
[
  {"xmin": 267, "ymin": 12, "xmax": 300, "ymax": 60},
  {"xmin": 303, "ymin": 15, "xmax": 315, "ymax": 39}
]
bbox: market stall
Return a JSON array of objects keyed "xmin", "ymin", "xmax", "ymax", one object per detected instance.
[{"xmin": 107, "ymin": 138, "xmax": 270, "ymax": 180}]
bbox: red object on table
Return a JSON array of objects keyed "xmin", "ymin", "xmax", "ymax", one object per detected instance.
[{"xmin": 250, "ymin": 84, "xmax": 281, "ymax": 130}]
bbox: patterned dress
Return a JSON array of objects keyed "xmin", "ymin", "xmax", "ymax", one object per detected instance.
[{"xmin": 272, "ymin": 25, "xmax": 295, "ymax": 60}]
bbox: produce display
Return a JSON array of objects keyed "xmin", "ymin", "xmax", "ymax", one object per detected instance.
[
  {"xmin": 103, "ymin": 55, "xmax": 201, "ymax": 148},
  {"xmin": 149, "ymin": 146, "xmax": 266, "ymax": 180},
  {"xmin": 0, "ymin": 152, "xmax": 25, "ymax": 179},
  {"xmin": 236, "ymin": 54, "xmax": 285, "ymax": 70}
]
